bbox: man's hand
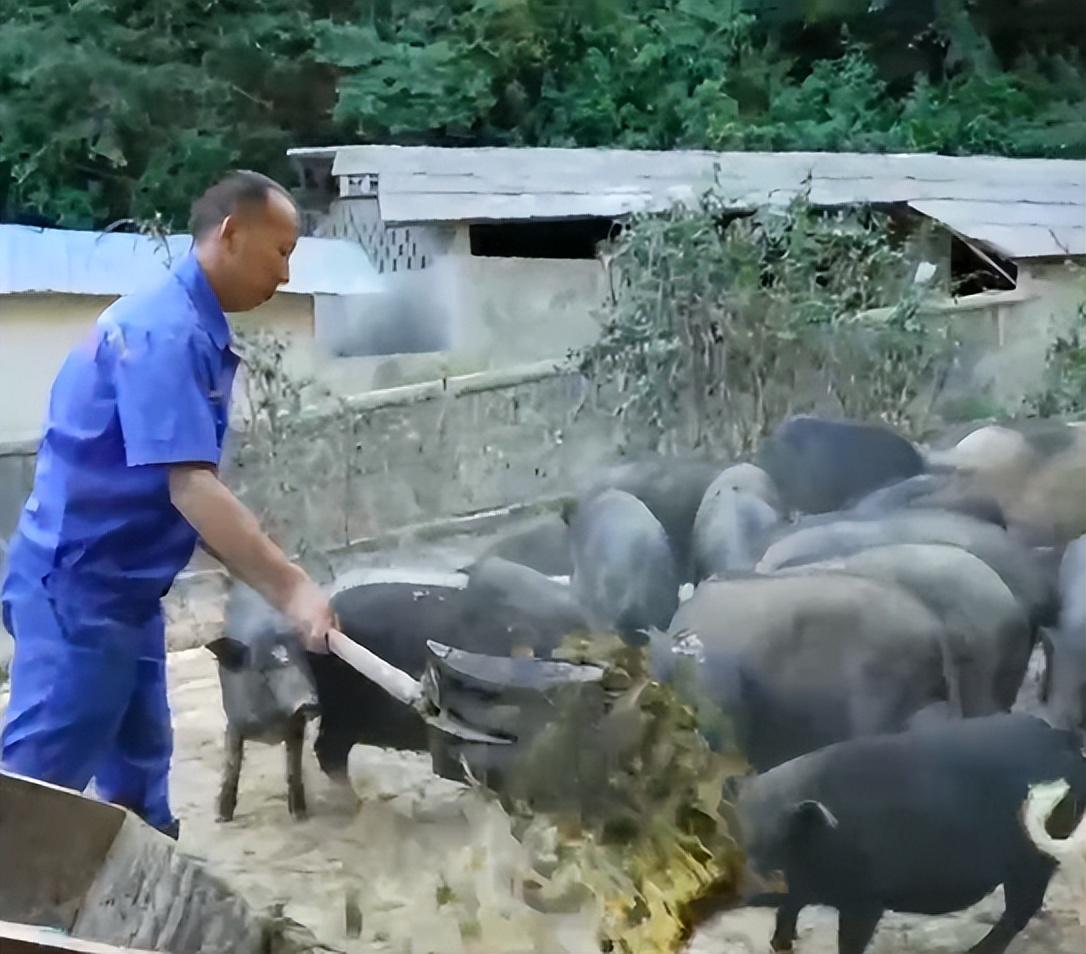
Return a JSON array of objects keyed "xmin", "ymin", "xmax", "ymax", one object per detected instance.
[
  {"xmin": 168, "ymin": 463, "xmax": 335, "ymax": 653},
  {"xmin": 281, "ymin": 566, "xmax": 338, "ymax": 654}
]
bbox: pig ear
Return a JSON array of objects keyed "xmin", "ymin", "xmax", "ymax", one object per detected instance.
[
  {"xmin": 789, "ymin": 799, "xmax": 839, "ymax": 839},
  {"xmin": 1038, "ymin": 628, "xmax": 1055, "ymax": 702},
  {"xmin": 559, "ymin": 499, "xmax": 578, "ymax": 526},
  {"xmin": 206, "ymin": 637, "xmax": 250, "ymax": 672}
]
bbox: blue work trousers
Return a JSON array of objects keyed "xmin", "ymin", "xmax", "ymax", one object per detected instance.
[{"xmin": 0, "ymin": 582, "xmax": 175, "ymax": 832}]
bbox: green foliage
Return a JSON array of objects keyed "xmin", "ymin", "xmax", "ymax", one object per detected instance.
[
  {"xmin": 573, "ymin": 185, "xmax": 958, "ymax": 456},
  {"xmin": 2, "ymin": 1, "xmax": 1084, "ymax": 226},
  {"xmin": 0, "ymin": 0, "xmax": 334, "ymax": 228},
  {"xmin": 1023, "ymin": 310, "xmax": 1086, "ymax": 419},
  {"xmin": 709, "ymin": 39, "xmax": 1086, "ymax": 156}
]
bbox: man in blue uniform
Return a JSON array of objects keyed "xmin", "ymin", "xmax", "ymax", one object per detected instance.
[{"xmin": 0, "ymin": 170, "xmax": 336, "ymax": 838}]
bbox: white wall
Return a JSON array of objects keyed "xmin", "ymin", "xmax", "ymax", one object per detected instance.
[
  {"xmin": 313, "ymin": 265, "xmax": 454, "ymax": 359},
  {"xmin": 313, "ymin": 197, "xmax": 447, "ymax": 351},
  {"xmin": 0, "ymin": 294, "xmax": 113, "ymax": 439},
  {"xmin": 312, "ymin": 200, "xmax": 611, "ymax": 389},
  {"xmin": 965, "ymin": 259, "xmax": 1085, "ymax": 407},
  {"xmin": 0, "ymin": 292, "xmax": 318, "ymax": 440},
  {"xmin": 307, "ymin": 252, "xmax": 608, "ymax": 392},
  {"xmin": 453, "ymin": 254, "xmax": 607, "ymax": 366},
  {"xmin": 314, "ymin": 202, "xmax": 612, "ymax": 384}
]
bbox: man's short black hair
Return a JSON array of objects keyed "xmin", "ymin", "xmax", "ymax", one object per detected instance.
[{"xmin": 188, "ymin": 170, "xmax": 297, "ymax": 239}]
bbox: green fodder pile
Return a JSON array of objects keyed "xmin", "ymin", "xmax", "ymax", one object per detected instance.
[
  {"xmin": 341, "ymin": 633, "xmax": 750, "ymax": 954},
  {"xmin": 496, "ymin": 632, "xmax": 751, "ymax": 954}
]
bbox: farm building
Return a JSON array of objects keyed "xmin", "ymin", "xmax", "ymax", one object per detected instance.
[
  {"xmin": 0, "ymin": 225, "xmax": 385, "ymax": 441},
  {"xmin": 3, "ymin": 147, "xmax": 1082, "ymax": 444},
  {"xmin": 287, "ymin": 143, "xmax": 1086, "ymax": 400}
]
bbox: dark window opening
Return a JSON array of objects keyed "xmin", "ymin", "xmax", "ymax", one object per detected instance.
[
  {"xmin": 469, "ymin": 217, "xmax": 620, "ymax": 259},
  {"xmin": 950, "ymin": 235, "xmax": 1017, "ymax": 297}
]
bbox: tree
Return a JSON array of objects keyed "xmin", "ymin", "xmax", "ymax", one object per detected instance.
[
  {"xmin": 0, "ymin": 0, "xmax": 336, "ymax": 228},
  {"xmin": 2, "ymin": 0, "xmax": 1084, "ymax": 227}
]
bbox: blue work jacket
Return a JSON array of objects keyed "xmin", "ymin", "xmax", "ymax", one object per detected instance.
[{"xmin": 2, "ymin": 251, "xmax": 239, "ymax": 621}]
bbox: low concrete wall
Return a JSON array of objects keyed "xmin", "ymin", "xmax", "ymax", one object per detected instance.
[
  {"xmin": 222, "ymin": 359, "xmax": 624, "ymax": 562},
  {"xmin": 1, "ymin": 360, "xmax": 629, "ymax": 655},
  {"xmin": 170, "ymin": 360, "xmax": 630, "ymax": 648}
]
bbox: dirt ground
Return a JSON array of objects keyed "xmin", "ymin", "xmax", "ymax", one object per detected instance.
[
  {"xmin": 2, "ymin": 692, "xmax": 1084, "ymax": 954},
  {"xmin": 155, "ymin": 646, "xmax": 1085, "ymax": 954},
  {"xmin": 1, "ymin": 520, "xmax": 1083, "ymax": 953}
]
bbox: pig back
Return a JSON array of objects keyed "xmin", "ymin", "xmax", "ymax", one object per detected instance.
[{"xmin": 666, "ymin": 573, "xmax": 948, "ymax": 769}]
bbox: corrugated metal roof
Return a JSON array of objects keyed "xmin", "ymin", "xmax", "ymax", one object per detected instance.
[
  {"xmin": 0, "ymin": 225, "xmax": 383, "ymax": 297},
  {"xmin": 906, "ymin": 200, "xmax": 1084, "ymax": 259},
  {"xmin": 289, "ymin": 144, "xmax": 1086, "ymax": 259}
]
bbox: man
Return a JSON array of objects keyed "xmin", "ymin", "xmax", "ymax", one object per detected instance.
[{"xmin": 0, "ymin": 170, "xmax": 336, "ymax": 838}]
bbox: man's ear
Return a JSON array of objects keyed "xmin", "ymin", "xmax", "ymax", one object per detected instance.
[
  {"xmin": 206, "ymin": 636, "xmax": 250, "ymax": 672},
  {"xmin": 788, "ymin": 799, "xmax": 839, "ymax": 842},
  {"xmin": 218, "ymin": 212, "xmax": 242, "ymax": 249}
]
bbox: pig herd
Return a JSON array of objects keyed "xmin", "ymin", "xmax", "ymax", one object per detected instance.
[{"xmin": 208, "ymin": 414, "xmax": 1086, "ymax": 954}]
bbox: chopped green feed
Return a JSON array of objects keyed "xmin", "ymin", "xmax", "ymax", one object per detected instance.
[{"xmin": 462, "ymin": 632, "xmax": 753, "ymax": 954}]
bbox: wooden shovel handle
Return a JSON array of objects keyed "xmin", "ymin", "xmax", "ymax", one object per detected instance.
[{"xmin": 326, "ymin": 628, "xmax": 423, "ymax": 707}]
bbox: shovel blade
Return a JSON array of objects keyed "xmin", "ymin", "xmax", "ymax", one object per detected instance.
[{"xmin": 421, "ymin": 640, "xmax": 608, "ymax": 791}]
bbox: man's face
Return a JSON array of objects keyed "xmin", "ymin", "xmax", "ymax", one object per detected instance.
[{"xmin": 222, "ymin": 191, "xmax": 300, "ymax": 312}]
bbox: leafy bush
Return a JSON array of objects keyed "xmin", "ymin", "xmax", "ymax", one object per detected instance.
[
  {"xmin": 1023, "ymin": 309, "xmax": 1086, "ymax": 419},
  {"xmin": 573, "ymin": 186, "xmax": 959, "ymax": 457},
  {"xmin": 227, "ymin": 328, "xmax": 352, "ymax": 577}
]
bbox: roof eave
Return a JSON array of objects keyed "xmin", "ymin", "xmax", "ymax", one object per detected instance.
[{"xmin": 287, "ymin": 146, "xmax": 341, "ymax": 160}]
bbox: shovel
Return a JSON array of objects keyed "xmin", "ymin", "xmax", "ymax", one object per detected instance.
[
  {"xmin": 326, "ymin": 627, "xmax": 617, "ymax": 796},
  {"xmin": 325, "ymin": 628, "xmax": 513, "ymax": 746}
]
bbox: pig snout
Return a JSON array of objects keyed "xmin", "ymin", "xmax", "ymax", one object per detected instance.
[
  {"xmin": 246, "ymin": 661, "xmax": 320, "ymax": 738},
  {"xmin": 270, "ymin": 666, "xmax": 320, "ymax": 723}
]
